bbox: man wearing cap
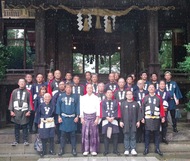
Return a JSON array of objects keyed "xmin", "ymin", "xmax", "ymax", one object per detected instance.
[{"xmin": 164, "ymin": 71, "xmax": 182, "ymax": 132}]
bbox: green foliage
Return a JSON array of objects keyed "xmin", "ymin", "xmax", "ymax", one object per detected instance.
[
  {"xmin": 184, "ymin": 43, "xmax": 190, "ymax": 53},
  {"xmin": 185, "ymin": 91, "xmax": 190, "ymax": 112},
  {"xmin": 0, "ymin": 43, "xmax": 11, "ymax": 80}
]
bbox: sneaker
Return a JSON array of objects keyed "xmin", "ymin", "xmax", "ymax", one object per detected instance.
[
  {"xmin": 124, "ymin": 150, "xmax": 129, "ymax": 156},
  {"xmin": 23, "ymin": 141, "xmax": 29, "ymax": 146},
  {"xmin": 11, "ymin": 141, "xmax": 18, "ymax": 146},
  {"xmin": 131, "ymin": 149, "xmax": 137, "ymax": 156},
  {"xmin": 91, "ymin": 152, "xmax": 97, "ymax": 156},
  {"xmin": 83, "ymin": 151, "xmax": 89, "ymax": 156}
]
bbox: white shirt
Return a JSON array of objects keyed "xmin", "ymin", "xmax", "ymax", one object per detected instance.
[{"xmin": 80, "ymin": 93, "xmax": 100, "ymax": 118}]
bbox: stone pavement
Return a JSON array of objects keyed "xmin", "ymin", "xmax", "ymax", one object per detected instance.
[{"xmin": 38, "ymin": 157, "xmax": 160, "ymax": 161}]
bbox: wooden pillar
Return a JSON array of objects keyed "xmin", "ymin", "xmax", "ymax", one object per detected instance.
[
  {"xmin": 121, "ymin": 21, "xmax": 137, "ymax": 77},
  {"xmin": 148, "ymin": 11, "xmax": 160, "ymax": 77},
  {"xmin": 0, "ymin": 86, "xmax": 7, "ymax": 127},
  {"xmin": 57, "ymin": 18, "xmax": 72, "ymax": 76},
  {"xmin": 34, "ymin": 9, "xmax": 46, "ymax": 77}
]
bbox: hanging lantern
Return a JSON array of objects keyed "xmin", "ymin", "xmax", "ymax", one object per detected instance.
[{"xmin": 95, "ymin": 16, "xmax": 102, "ymax": 29}]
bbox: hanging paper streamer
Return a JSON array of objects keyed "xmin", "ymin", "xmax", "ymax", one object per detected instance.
[
  {"xmin": 77, "ymin": 12, "xmax": 83, "ymax": 31},
  {"xmin": 111, "ymin": 15, "xmax": 116, "ymax": 30},
  {"xmin": 88, "ymin": 14, "xmax": 92, "ymax": 28},
  {"xmin": 105, "ymin": 16, "xmax": 112, "ymax": 33},
  {"xmin": 104, "ymin": 15, "xmax": 108, "ymax": 32}
]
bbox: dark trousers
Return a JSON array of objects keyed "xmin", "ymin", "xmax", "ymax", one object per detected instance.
[
  {"xmin": 55, "ymin": 124, "xmax": 61, "ymax": 142},
  {"xmin": 60, "ymin": 131, "xmax": 76, "ymax": 150},
  {"xmin": 41, "ymin": 137, "xmax": 54, "ymax": 154},
  {"xmin": 145, "ymin": 130, "xmax": 160, "ymax": 149},
  {"xmin": 162, "ymin": 111, "xmax": 168, "ymax": 139},
  {"xmin": 136, "ymin": 122, "xmax": 144, "ymax": 143},
  {"xmin": 169, "ymin": 109, "xmax": 177, "ymax": 128},
  {"xmin": 14, "ymin": 123, "xmax": 28, "ymax": 142},
  {"xmin": 104, "ymin": 133, "xmax": 118, "ymax": 153},
  {"xmin": 28, "ymin": 111, "xmax": 35, "ymax": 132}
]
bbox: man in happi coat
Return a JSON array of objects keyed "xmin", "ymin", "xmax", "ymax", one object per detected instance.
[
  {"xmin": 140, "ymin": 71, "xmax": 151, "ymax": 91},
  {"xmin": 141, "ymin": 84, "xmax": 165, "ymax": 156},
  {"xmin": 164, "ymin": 71, "xmax": 183, "ymax": 132},
  {"xmin": 150, "ymin": 73, "xmax": 159, "ymax": 90},
  {"xmin": 9, "ymin": 79, "xmax": 32, "ymax": 146},
  {"xmin": 125, "ymin": 75, "xmax": 138, "ymax": 93},
  {"xmin": 120, "ymin": 90, "xmax": 140, "ymax": 156},
  {"xmin": 36, "ymin": 93, "xmax": 56, "ymax": 157},
  {"xmin": 114, "ymin": 78, "xmax": 127, "ymax": 103},
  {"xmin": 134, "ymin": 79, "xmax": 148, "ymax": 143},
  {"xmin": 56, "ymin": 84, "xmax": 79, "ymax": 156},
  {"xmin": 156, "ymin": 80, "xmax": 171, "ymax": 144},
  {"xmin": 72, "ymin": 75, "xmax": 85, "ymax": 96},
  {"xmin": 100, "ymin": 90, "xmax": 121, "ymax": 156},
  {"xmin": 47, "ymin": 70, "xmax": 62, "ymax": 96},
  {"xmin": 96, "ymin": 82, "xmax": 106, "ymax": 102},
  {"xmin": 105, "ymin": 73, "xmax": 118, "ymax": 92},
  {"xmin": 51, "ymin": 81, "xmax": 65, "ymax": 144},
  {"xmin": 91, "ymin": 73, "xmax": 99, "ymax": 94},
  {"xmin": 80, "ymin": 84, "xmax": 100, "ymax": 156}
]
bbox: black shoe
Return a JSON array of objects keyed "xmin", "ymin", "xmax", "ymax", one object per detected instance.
[
  {"xmin": 58, "ymin": 149, "xmax": 64, "ymax": 156},
  {"xmin": 143, "ymin": 148, "xmax": 149, "ymax": 155},
  {"xmin": 113, "ymin": 151, "xmax": 121, "ymax": 156},
  {"xmin": 40, "ymin": 152, "xmax": 44, "ymax": 158},
  {"xmin": 173, "ymin": 128, "xmax": 178, "ymax": 133},
  {"xmin": 103, "ymin": 152, "xmax": 108, "ymax": 156},
  {"xmin": 49, "ymin": 150, "xmax": 56, "ymax": 155},
  {"xmin": 162, "ymin": 138, "xmax": 169, "ymax": 144},
  {"xmin": 155, "ymin": 149, "xmax": 163, "ymax": 156},
  {"xmin": 72, "ymin": 149, "xmax": 77, "ymax": 156}
]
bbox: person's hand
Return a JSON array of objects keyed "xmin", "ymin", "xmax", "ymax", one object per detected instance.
[
  {"xmin": 161, "ymin": 117, "xmax": 165, "ymax": 123},
  {"xmin": 175, "ymin": 99, "xmax": 179, "ymax": 105},
  {"xmin": 10, "ymin": 111, "xmax": 15, "ymax": 117},
  {"xmin": 136, "ymin": 121, "xmax": 140, "ymax": 128},
  {"xmin": 81, "ymin": 118, "xmax": 85, "ymax": 125},
  {"xmin": 25, "ymin": 111, "xmax": 30, "ymax": 117},
  {"xmin": 74, "ymin": 117, "xmax": 79, "ymax": 123},
  {"xmin": 141, "ymin": 118, "xmax": 145, "ymax": 124},
  {"xmin": 94, "ymin": 118, "xmax": 99, "ymax": 125},
  {"xmin": 120, "ymin": 122, "xmax": 124, "ymax": 128},
  {"xmin": 38, "ymin": 124, "xmax": 40, "ymax": 128},
  {"xmin": 58, "ymin": 117, "xmax": 62, "ymax": 123}
]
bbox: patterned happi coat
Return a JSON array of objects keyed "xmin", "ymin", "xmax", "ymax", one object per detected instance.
[
  {"xmin": 156, "ymin": 89, "xmax": 171, "ymax": 110},
  {"xmin": 105, "ymin": 82, "xmax": 118, "ymax": 92},
  {"xmin": 8, "ymin": 88, "xmax": 32, "ymax": 125},
  {"xmin": 141, "ymin": 94, "xmax": 165, "ymax": 131},
  {"xmin": 36, "ymin": 102, "xmax": 55, "ymax": 139},
  {"xmin": 31, "ymin": 83, "xmax": 46, "ymax": 100},
  {"xmin": 114, "ymin": 89, "xmax": 127, "ymax": 103},
  {"xmin": 48, "ymin": 79, "xmax": 61, "ymax": 96},
  {"xmin": 100, "ymin": 99, "xmax": 121, "ymax": 134},
  {"xmin": 56, "ymin": 93, "xmax": 79, "ymax": 132},
  {"xmin": 134, "ymin": 89, "xmax": 148, "ymax": 107},
  {"xmin": 120, "ymin": 100, "xmax": 140, "ymax": 133},
  {"xmin": 72, "ymin": 84, "xmax": 85, "ymax": 96},
  {"xmin": 96, "ymin": 92, "xmax": 106, "ymax": 102},
  {"xmin": 165, "ymin": 81, "xmax": 182, "ymax": 110}
]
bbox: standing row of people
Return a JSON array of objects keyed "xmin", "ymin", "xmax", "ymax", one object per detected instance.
[{"xmin": 8, "ymin": 70, "xmax": 182, "ymax": 157}]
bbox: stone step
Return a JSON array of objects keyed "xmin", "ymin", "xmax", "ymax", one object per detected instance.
[{"xmin": 0, "ymin": 142, "xmax": 190, "ymax": 155}]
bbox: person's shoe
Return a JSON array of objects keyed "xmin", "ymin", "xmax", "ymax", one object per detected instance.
[
  {"xmin": 143, "ymin": 148, "xmax": 149, "ymax": 155},
  {"xmin": 72, "ymin": 149, "xmax": 77, "ymax": 156},
  {"xmin": 11, "ymin": 141, "xmax": 18, "ymax": 146},
  {"xmin": 113, "ymin": 150, "xmax": 120, "ymax": 156},
  {"xmin": 49, "ymin": 150, "xmax": 56, "ymax": 155},
  {"xmin": 83, "ymin": 151, "xmax": 89, "ymax": 156},
  {"xmin": 155, "ymin": 149, "xmax": 163, "ymax": 156},
  {"xmin": 124, "ymin": 150, "xmax": 129, "ymax": 156},
  {"xmin": 173, "ymin": 127, "xmax": 178, "ymax": 133},
  {"xmin": 58, "ymin": 149, "xmax": 64, "ymax": 156},
  {"xmin": 162, "ymin": 138, "xmax": 169, "ymax": 144},
  {"xmin": 131, "ymin": 149, "xmax": 137, "ymax": 156},
  {"xmin": 40, "ymin": 152, "xmax": 44, "ymax": 158},
  {"xmin": 23, "ymin": 141, "xmax": 29, "ymax": 146},
  {"xmin": 103, "ymin": 151, "xmax": 108, "ymax": 156},
  {"xmin": 91, "ymin": 152, "xmax": 97, "ymax": 156}
]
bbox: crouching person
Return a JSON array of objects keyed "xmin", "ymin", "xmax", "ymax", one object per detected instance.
[
  {"xmin": 120, "ymin": 90, "xmax": 141, "ymax": 156},
  {"xmin": 56, "ymin": 84, "xmax": 79, "ymax": 157},
  {"xmin": 36, "ymin": 93, "xmax": 56, "ymax": 157},
  {"xmin": 100, "ymin": 90, "xmax": 121, "ymax": 156}
]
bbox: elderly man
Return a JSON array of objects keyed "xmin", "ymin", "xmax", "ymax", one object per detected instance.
[
  {"xmin": 80, "ymin": 84, "xmax": 100, "ymax": 156},
  {"xmin": 9, "ymin": 78, "xmax": 32, "ymax": 146}
]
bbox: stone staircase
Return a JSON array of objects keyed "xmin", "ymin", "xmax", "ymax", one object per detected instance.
[{"xmin": 0, "ymin": 107, "xmax": 190, "ymax": 160}]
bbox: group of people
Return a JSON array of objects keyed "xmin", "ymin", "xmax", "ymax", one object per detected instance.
[{"xmin": 8, "ymin": 70, "xmax": 182, "ymax": 157}]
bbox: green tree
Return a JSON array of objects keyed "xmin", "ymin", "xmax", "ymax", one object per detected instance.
[{"xmin": 0, "ymin": 43, "xmax": 11, "ymax": 80}]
